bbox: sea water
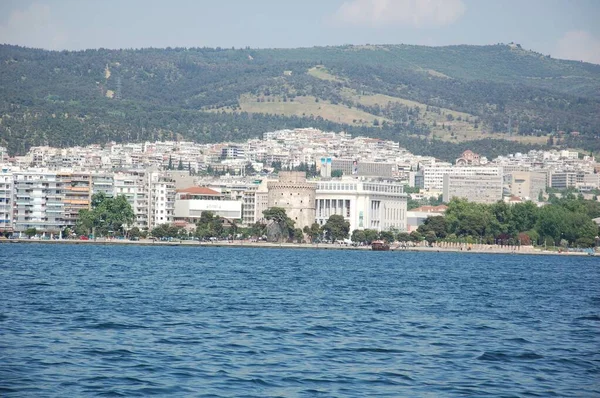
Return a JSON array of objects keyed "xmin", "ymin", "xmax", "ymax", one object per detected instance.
[{"xmin": 0, "ymin": 243, "xmax": 598, "ymax": 396}]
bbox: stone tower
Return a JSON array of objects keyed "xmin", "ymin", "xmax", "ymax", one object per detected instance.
[{"xmin": 267, "ymin": 171, "xmax": 316, "ymax": 229}]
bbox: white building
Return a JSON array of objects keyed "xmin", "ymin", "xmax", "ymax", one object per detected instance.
[
  {"xmin": 149, "ymin": 172, "xmax": 175, "ymax": 229},
  {"xmin": 0, "ymin": 167, "xmax": 13, "ymax": 233},
  {"xmin": 174, "ymin": 186, "xmax": 242, "ymax": 223},
  {"xmin": 113, "ymin": 171, "xmax": 150, "ymax": 229},
  {"xmin": 443, "ymin": 173, "xmax": 503, "ymax": 204},
  {"xmin": 423, "ymin": 165, "xmax": 502, "ymax": 190},
  {"xmin": 315, "ymin": 179, "xmax": 407, "ymax": 233},
  {"xmin": 13, "ymin": 170, "xmax": 64, "ymax": 233},
  {"xmin": 241, "ymin": 179, "xmax": 270, "ymax": 226}
]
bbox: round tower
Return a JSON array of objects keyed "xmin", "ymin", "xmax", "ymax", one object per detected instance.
[{"xmin": 267, "ymin": 171, "xmax": 316, "ymax": 229}]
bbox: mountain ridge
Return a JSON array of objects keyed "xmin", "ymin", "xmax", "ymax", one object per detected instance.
[{"xmin": 1, "ymin": 43, "xmax": 598, "ymax": 159}]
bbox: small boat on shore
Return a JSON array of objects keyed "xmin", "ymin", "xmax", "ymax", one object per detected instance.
[{"xmin": 371, "ymin": 240, "xmax": 390, "ymax": 251}]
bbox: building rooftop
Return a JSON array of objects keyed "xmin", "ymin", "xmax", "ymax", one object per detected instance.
[{"xmin": 177, "ymin": 186, "xmax": 221, "ymax": 196}]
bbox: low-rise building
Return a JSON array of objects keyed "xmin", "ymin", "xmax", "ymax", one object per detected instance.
[
  {"xmin": 174, "ymin": 186, "xmax": 242, "ymax": 225},
  {"xmin": 315, "ymin": 179, "xmax": 407, "ymax": 232}
]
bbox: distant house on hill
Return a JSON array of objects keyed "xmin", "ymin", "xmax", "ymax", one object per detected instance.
[{"xmin": 455, "ymin": 150, "xmax": 481, "ymax": 166}]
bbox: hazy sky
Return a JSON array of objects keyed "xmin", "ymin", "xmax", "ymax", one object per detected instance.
[{"xmin": 1, "ymin": 0, "xmax": 599, "ymax": 64}]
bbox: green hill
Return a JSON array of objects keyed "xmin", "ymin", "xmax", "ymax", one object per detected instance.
[{"xmin": 1, "ymin": 43, "xmax": 599, "ymax": 160}]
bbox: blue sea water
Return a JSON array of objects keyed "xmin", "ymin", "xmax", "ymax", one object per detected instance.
[{"xmin": 0, "ymin": 244, "xmax": 599, "ymax": 397}]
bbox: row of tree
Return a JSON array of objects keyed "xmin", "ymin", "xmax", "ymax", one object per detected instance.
[
  {"xmin": 415, "ymin": 197, "xmax": 600, "ymax": 248},
  {"xmin": 76, "ymin": 192, "xmax": 599, "ymax": 248}
]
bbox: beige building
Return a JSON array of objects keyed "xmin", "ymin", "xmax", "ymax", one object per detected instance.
[
  {"xmin": 510, "ymin": 171, "xmax": 546, "ymax": 201},
  {"xmin": 242, "ymin": 179, "xmax": 270, "ymax": 226},
  {"xmin": 267, "ymin": 171, "xmax": 316, "ymax": 229},
  {"xmin": 443, "ymin": 174, "xmax": 503, "ymax": 204}
]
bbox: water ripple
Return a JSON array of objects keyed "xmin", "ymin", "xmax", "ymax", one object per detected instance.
[{"xmin": 0, "ymin": 244, "xmax": 598, "ymax": 397}]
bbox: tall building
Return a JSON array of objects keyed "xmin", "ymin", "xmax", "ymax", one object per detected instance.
[
  {"xmin": 423, "ymin": 165, "xmax": 502, "ymax": 190},
  {"xmin": 267, "ymin": 171, "xmax": 316, "ymax": 229},
  {"xmin": 241, "ymin": 179, "xmax": 270, "ymax": 226},
  {"xmin": 58, "ymin": 172, "xmax": 92, "ymax": 227},
  {"xmin": 443, "ymin": 174, "xmax": 503, "ymax": 204},
  {"xmin": 113, "ymin": 171, "xmax": 149, "ymax": 229},
  {"xmin": 13, "ymin": 170, "xmax": 65, "ymax": 233},
  {"xmin": 0, "ymin": 167, "xmax": 13, "ymax": 233},
  {"xmin": 315, "ymin": 180, "xmax": 407, "ymax": 232},
  {"xmin": 148, "ymin": 172, "xmax": 175, "ymax": 229}
]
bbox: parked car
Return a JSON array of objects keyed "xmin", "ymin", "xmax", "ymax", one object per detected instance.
[{"xmin": 79, "ymin": 235, "xmax": 89, "ymax": 240}]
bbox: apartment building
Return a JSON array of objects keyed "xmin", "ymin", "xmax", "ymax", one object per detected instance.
[
  {"xmin": 424, "ymin": 165, "xmax": 503, "ymax": 190},
  {"xmin": 0, "ymin": 167, "xmax": 13, "ymax": 233},
  {"xmin": 331, "ymin": 158, "xmax": 396, "ymax": 177},
  {"xmin": 149, "ymin": 172, "xmax": 175, "ymax": 229},
  {"xmin": 13, "ymin": 170, "xmax": 65, "ymax": 232},
  {"xmin": 443, "ymin": 174, "xmax": 503, "ymax": 204},
  {"xmin": 58, "ymin": 172, "xmax": 92, "ymax": 227}
]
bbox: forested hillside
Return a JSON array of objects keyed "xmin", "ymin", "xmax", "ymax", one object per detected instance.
[{"xmin": 1, "ymin": 43, "xmax": 599, "ymax": 159}]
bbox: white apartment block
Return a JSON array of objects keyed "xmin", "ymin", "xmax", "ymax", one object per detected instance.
[
  {"xmin": 13, "ymin": 170, "xmax": 65, "ymax": 232},
  {"xmin": 113, "ymin": 171, "xmax": 149, "ymax": 229},
  {"xmin": 149, "ymin": 172, "xmax": 175, "ymax": 229},
  {"xmin": 0, "ymin": 167, "xmax": 13, "ymax": 233},
  {"xmin": 315, "ymin": 180, "xmax": 407, "ymax": 233},
  {"xmin": 423, "ymin": 165, "xmax": 503, "ymax": 190}
]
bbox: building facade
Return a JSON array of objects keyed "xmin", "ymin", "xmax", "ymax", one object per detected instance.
[
  {"xmin": 509, "ymin": 171, "xmax": 546, "ymax": 201},
  {"xmin": 174, "ymin": 186, "xmax": 242, "ymax": 224},
  {"xmin": 443, "ymin": 174, "xmax": 503, "ymax": 204},
  {"xmin": 424, "ymin": 165, "xmax": 502, "ymax": 190},
  {"xmin": 315, "ymin": 180, "xmax": 407, "ymax": 232},
  {"xmin": 0, "ymin": 167, "xmax": 13, "ymax": 233}
]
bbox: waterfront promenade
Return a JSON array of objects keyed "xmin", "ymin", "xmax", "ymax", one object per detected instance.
[{"xmin": 1, "ymin": 237, "xmax": 595, "ymax": 256}]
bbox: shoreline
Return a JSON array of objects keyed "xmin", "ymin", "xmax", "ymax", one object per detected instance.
[{"xmin": 1, "ymin": 238, "xmax": 596, "ymax": 256}]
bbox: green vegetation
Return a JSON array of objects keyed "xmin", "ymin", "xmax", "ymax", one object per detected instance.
[
  {"xmin": 263, "ymin": 207, "xmax": 295, "ymax": 242},
  {"xmin": 417, "ymin": 197, "xmax": 600, "ymax": 248},
  {"xmin": 1, "ymin": 44, "xmax": 599, "ymax": 159},
  {"xmin": 322, "ymin": 215, "xmax": 351, "ymax": 242},
  {"xmin": 76, "ymin": 193, "xmax": 135, "ymax": 237},
  {"xmin": 347, "ymin": 196, "xmax": 600, "ymax": 248}
]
